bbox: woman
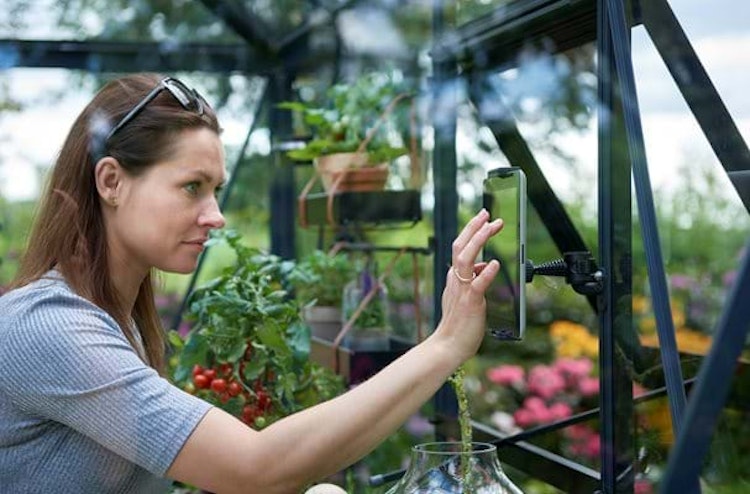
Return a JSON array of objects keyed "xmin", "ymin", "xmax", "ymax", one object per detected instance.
[{"xmin": 0, "ymin": 73, "xmax": 503, "ymax": 494}]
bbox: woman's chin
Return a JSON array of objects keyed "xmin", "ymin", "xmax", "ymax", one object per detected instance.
[{"xmin": 158, "ymin": 259, "xmax": 199, "ymax": 275}]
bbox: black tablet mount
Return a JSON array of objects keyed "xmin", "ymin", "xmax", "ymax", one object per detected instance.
[{"xmin": 526, "ymin": 251, "xmax": 604, "ymax": 296}]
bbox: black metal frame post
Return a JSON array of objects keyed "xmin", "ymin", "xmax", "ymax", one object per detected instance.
[
  {"xmin": 598, "ymin": 1, "xmax": 636, "ymax": 491},
  {"xmin": 431, "ymin": 0, "xmax": 461, "ymax": 423},
  {"xmin": 605, "ymin": 0, "xmax": 689, "ymax": 441},
  {"xmin": 268, "ymin": 71, "xmax": 297, "ymax": 259}
]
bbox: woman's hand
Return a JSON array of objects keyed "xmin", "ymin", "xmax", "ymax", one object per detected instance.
[{"xmin": 433, "ymin": 209, "xmax": 504, "ymax": 363}]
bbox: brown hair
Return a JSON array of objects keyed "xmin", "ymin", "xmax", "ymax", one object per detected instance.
[{"xmin": 12, "ymin": 73, "xmax": 221, "ymax": 374}]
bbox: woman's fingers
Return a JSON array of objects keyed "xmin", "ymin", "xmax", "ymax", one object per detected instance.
[
  {"xmin": 472, "ymin": 259, "xmax": 500, "ymax": 291},
  {"xmin": 451, "ymin": 209, "xmax": 490, "ymax": 277},
  {"xmin": 453, "ymin": 218, "xmax": 504, "ymax": 279}
]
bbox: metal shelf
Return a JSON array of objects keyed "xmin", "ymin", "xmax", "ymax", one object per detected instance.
[{"xmin": 299, "ymin": 190, "xmax": 422, "ymax": 228}]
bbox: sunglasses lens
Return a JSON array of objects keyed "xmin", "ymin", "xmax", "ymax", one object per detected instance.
[
  {"xmin": 164, "ymin": 79, "xmax": 202, "ymax": 114},
  {"xmin": 105, "ymin": 77, "xmax": 208, "ymax": 145}
]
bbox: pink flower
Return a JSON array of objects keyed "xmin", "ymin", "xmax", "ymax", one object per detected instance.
[
  {"xmin": 520, "ymin": 396, "xmax": 554, "ymax": 424},
  {"xmin": 584, "ymin": 433, "xmax": 601, "ymax": 458},
  {"xmin": 513, "ymin": 408, "xmax": 535, "ymax": 428},
  {"xmin": 633, "ymin": 382, "xmax": 647, "ymax": 397},
  {"xmin": 564, "ymin": 425, "xmax": 600, "ymax": 460},
  {"xmin": 486, "ymin": 365, "xmax": 525, "ymax": 386},
  {"xmin": 548, "ymin": 402, "xmax": 573, "ymax": 420},
  {"xmin": 523, "ymin": 396, "xmax": 546, "ymax": 412},
  {"xmin": 564, "ymin": 424, "xmax": 592, "ymax": 441},
  {"xmin": 527, "ymin": 365, "xmax": 566, "ymax": 400},
  {"xmin": 577, "ymin": 376, "xmax": 600, "ymax": 397},
  {"xmin": 554, "ymin": 358, "xmax": 593, "ymax": 381},
  {"xmin": 634, "ymin": 479, "xmax": 654, "ymax": 494}
]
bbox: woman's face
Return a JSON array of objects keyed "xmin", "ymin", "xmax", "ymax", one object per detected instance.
[{"xmin": 106, "ymin": 127, "xmax": 227, "ymax": 275}]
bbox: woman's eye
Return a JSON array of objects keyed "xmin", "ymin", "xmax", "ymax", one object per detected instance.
[
  {"xmin": 214, "ymin": 186, "xmax": 224, "ymax": 199},
  {"xmin": 185, "ymin": 182, "xmax": 200, "ymax": 195}
]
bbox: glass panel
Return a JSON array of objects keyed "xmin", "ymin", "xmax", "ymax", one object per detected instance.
[
  {"xmin": 631, "ymin": 0, "xmax": 750, "ymax": 490},
  {"xmin": 459, "ymin": 37, "xmax": 601, "ymax": 491}
]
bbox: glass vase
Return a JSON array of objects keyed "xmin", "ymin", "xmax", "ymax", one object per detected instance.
[{"xmin": 386, "ymin": 442, "xmax": 524, "ymax": 494}]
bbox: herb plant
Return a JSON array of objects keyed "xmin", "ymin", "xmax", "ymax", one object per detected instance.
[
  {"xmin": 287, "ymin": 250, "xmax": 355, "ymax": 307},
  {"xmin": 279, "ymin": 73, "xmax": 410, "ymax": 164}
]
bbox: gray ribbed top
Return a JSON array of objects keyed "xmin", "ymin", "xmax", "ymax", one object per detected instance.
[{"xmin": 0, "ymin": 272, "xmax": 212, "ymax": 493}]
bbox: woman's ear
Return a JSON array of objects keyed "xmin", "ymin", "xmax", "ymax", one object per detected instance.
[{"xmin": 94, "ymin": 157, "xmax": 123, "ymax": 207}]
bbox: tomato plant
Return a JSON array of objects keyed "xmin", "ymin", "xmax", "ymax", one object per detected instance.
[{"xmin": 169, "ymin": 230, "xmax": 345, "ymax": 428}]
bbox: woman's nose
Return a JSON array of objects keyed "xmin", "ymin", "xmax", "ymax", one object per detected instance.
[{"xmin": 199, "ymin": 198, "xmax": 226, "ymax": 229}]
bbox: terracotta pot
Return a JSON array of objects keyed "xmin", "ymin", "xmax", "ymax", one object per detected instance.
[{"xmin": 315, "ymin": 152, "xmax": 389, "ymax": 193}]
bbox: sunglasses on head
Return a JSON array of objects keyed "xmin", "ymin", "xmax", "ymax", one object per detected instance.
[{"xmin": 106, "ymin": 77, "xmax": 207, "ymax": 142}]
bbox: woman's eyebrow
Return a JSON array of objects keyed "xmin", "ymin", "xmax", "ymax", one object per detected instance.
[{"xmin": 185, "ymin": 168, "xmax": 227, "ymax": 187}]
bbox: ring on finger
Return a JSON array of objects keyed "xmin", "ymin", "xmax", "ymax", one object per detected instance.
[{"xmin": 452, "ymin": 266, "xmax": 476, "ymax": 284}]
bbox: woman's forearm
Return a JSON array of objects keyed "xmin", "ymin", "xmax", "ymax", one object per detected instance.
[
  {"xmin": 259, "ymin": 332, "xmax": 460, "ymax": 484},
  {"xmin": 168, "ymin": 333, "xmax": 462, "ymax": 494}
]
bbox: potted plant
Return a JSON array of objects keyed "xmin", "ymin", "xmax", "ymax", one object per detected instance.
[
  {"xmin": 279, "ymin": 73, "xmax": 411, "ymax": 193},
  {"xmin": 341, "ymin": 259, "xmax": 391, "ymax": 351},
  {"xmin": 384, "ymin": 254, "xmax": 433, "ymax": 344},
  {"xmin": 169, "ymin": 230, "xmax": 344, "ymax": 429},
  {"xmin": 288, "ymin": 249, "xmax": 355, "ymax": 341}
]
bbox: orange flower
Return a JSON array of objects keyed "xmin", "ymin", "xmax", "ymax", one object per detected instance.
[{"xmin": 550, "ymin": 321, "xmax": 598, "ymax": 359}]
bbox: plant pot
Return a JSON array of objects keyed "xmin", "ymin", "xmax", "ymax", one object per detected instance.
[
  {"xmin": 341, "ymin": 280, "xmax": 391, "ymax": 351},
  {"xmin": 343, "ymin": 327, "xmax": 390, "ymax": 351},
  {"xmin": 315, "ymin": 152, "xmax": 389, "ymax": 193},
  {"xmin": 303, "ymin": 305, "xmax": 343, "ymax": 341},
  {"xmin": 385, "ymin": 442, "xmax": 524, "ymax": 494}
]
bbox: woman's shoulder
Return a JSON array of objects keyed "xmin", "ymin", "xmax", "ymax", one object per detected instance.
[
  {"xmin": 1, "ymin": 271, "xmax": 76, "ymax": 308},
  {"xmin": 0, "ymin": 271, "xmax": 113, "ymax": 337}
]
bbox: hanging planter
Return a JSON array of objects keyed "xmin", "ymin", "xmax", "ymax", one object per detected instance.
[
  {"xmin": 280, "ymin": 73, "xmax": 421, "ymax": 228},
  {"xmin": 315, "ymin": 152, "xmax": 389, "ymax": 193}
]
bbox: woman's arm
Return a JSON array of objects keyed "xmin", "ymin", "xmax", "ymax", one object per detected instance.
[{"xmin": 166, "ymin": 210, "xmax": 503, "ymax": 494}]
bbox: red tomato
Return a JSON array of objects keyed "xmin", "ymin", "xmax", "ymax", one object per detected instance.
[
  {"xmin": 202, "ymin": 369, "xmax": 217, "ymax": 381},
  {"xmin": 257, "ymin": 391, "xmax": 271, "ymax": 410},
  {"xmin": 228, "ymin": 381, "xmax": 242, "ymax": 397},
  {"xmin": 218, "ymin": 363, "xmax": 233, "ymax": 377},
  {"xmin": 210, "ymin": 378, "xmax": 227, "ymax": 394},
  {"xmin": 193, "ymin": 374, "xmax": 210, "ymax": 389},
  {"xmin": 242, "ymin": 405, "xmax": 257, "ymax": 423}
]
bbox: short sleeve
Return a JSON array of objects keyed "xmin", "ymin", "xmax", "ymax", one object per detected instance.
[{"xmin": 0, "ymin": 283, "xmax": 212, "ymax": 476}]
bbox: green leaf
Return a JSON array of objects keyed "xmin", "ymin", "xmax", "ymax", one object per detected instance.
[
  {"xmin": 167, "ymin": 330, "xmax": 184, "ymax": 350},
  {"xmin": 242, "ymin": 352, "xmax": 267, "ymax": 381},
  {"xmin": 256, "ymin": 323, "xmax": 290, "ymax": 357},
  {"xmin": 287, "ymin": 320, "xmax": 311, "ymax": 364},
  {"xmin": 172, "ymin": 332, "xmax": 209, "ymax": 383}
]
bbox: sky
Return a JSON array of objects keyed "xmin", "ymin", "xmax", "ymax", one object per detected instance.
[{"xmin": 0, "ymin": 0, "xmax": 749, "ymax": 212}]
